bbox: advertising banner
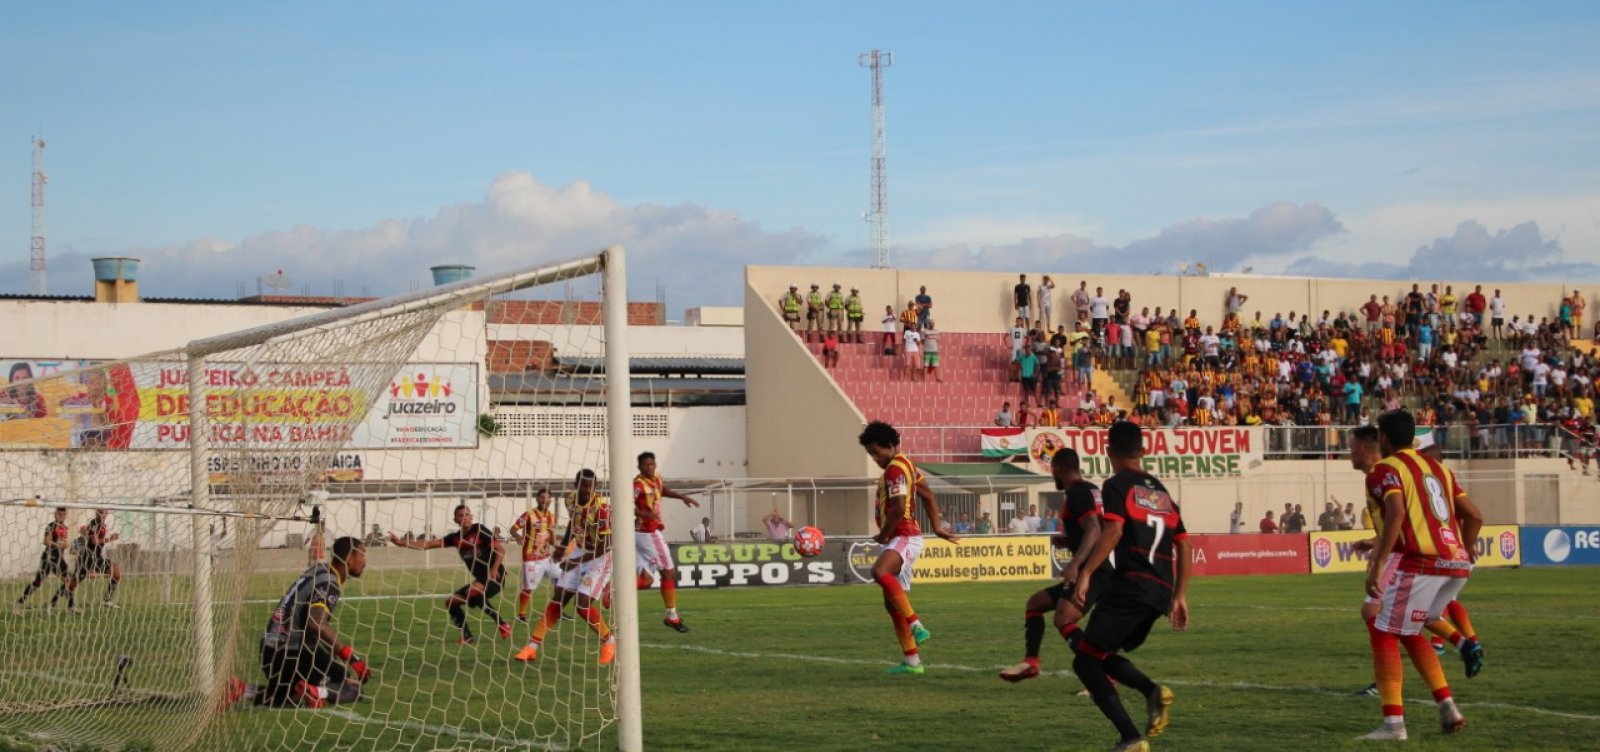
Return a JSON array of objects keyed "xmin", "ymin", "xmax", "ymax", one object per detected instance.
[
  {"xmin": 1469, "ymin": 525, "xmax": 1520, "ymax": 568},
  {"xmin": 206, "ymin": 451, "xmax": 365, "ymax": 484},
  {"xmin": 1521, "ymin": 526, "xmax": 1600, "ymax": 566},
  {"xmin": 0, "ymin": 361, "xmax": 478, "ymax": 450},
  {"xmin": 838, "ymin": 536, "xmax": 1053, "ymax": 585},
  {"xmin": 981, "ymin": 426, "xmax": 1263, "ymax": 478},
  {"xmin": 667, "ymin": 540, "xmax": 840, "ymax": 588},
  {"xmin": 1187, "ymin": 533, "xmax": 1309, "ymax": 577},
  {"xmin": 1308, "ymin": 530, "xmax": 1378, "ymax": 574},
  {"xmin": 1311, "ymin": 526, "xmax": 1519, "ymax": 573}
]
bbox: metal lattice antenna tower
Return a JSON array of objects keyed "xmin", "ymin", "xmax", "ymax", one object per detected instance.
[
  {"xmin": 859, "ymin": 50, "xmax": 892, "ymax": 268},
  {"xmin": 30, "ymin": 136, "xmax": 48, "ymax": 295}
]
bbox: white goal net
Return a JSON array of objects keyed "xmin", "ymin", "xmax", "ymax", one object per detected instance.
[{"xmin": 0, "ymin": 248, "xmax": 642, "ymax": 751}]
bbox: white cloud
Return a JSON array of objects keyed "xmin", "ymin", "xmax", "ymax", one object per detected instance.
[{"xmin": 6, "ymin": 172, "xmax": 827, "ymax": 306}]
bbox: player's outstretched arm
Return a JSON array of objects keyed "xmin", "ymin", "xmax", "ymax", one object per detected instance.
[
  {"xmin": 387, "ymin": 532, "xmax": 444, "ymax": 551},
  {"xmin": 1171, "ymin": 537, "xmax": 1192, "ymax": 631},
  {"xmin": 915, "ymin": 480, "xmax": 958, "ymax": 542},
  {"xmin": 663, "ymin": 485, "xmax": 700, "ymax": 508}
]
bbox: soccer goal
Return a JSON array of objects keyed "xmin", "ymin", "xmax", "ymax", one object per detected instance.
[{"xmin": 0, "ymin": 247, "xmax": 643, "ymax": 751}]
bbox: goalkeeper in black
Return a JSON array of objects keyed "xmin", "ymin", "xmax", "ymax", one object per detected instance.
[{"xmin": 249, "ymin": 536, "xmax": 371, "ymax": 708}]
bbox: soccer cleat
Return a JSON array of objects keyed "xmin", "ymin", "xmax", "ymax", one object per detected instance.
[
  {"xmin": 497, "ymin": 621, "xmax": 513, "ymax": 640},
  {"xmin": 458, "ymin": 635, "xmax": 476, "ymax": 645},
  {"xmin": 513, "ymin": 644, "xmax": 540, "ymax": 662},
  {"xmin": 11, "ymin": 603, "xmax": 21, "ymax": 615},
  {"xmin": 1145, "ymin": 685, "xmax": 1174, "ymax": 737},
  {"xmin": 910, "ymin": 622, "xmax": 931, "ymax": 645},
  {"xmin": 1110, "ymin": 738, "xmax": 1150, "ymax": 752},
  {"xmin": 102, "ymin": 601, "xmax": 121, "ymax": 610},
  {"xmin": 1460, "ymin": 640, "xmax": 1485, "ymax": 679},
  {"xmin": 516, "ymin": 614, "xmax": 529, "ymax": 624},
  {"xmin": 1356, "ymin": 724, "xmax": 1408, "ymax": 741},
  {"xmin": 218, "ymin": 676, "xmax": 248, "ymax": 711},
  {"xmin": 663, "ymin": 617, "xmax": 690, "ymax": 633},
  {"xmin": 292, "ymin": 680, "xmax": 325, "ymax": 709},
  {"xmin": 1431, "ymin": 639, "xmax": 1448, "ymax": 657},
  {"xmin": 1439, "ymin": 701, "xmax": 1466, "ymax": 734},
  {"xmin": 884, "ymin": 662, "xmax": 925, "ymax": 675},
  {"xmin": 598, "ymin": 639, "xmax": 616, "ymax": 666},
  {"xmin": 1354, "ymin": 682, "xmax": 1380, "ymax": 696},
  {"xmin": 998, "ymin": 661, "xmax": 1040, "ymax": 683},
  {"xmin": 67, "ymin": 607, "xmax": 83, "ymax": 617}
]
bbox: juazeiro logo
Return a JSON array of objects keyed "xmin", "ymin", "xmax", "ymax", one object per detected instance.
[
  {"xmin": 1498, "ymin": 530, "xmax": 1518, "ymax": 560},
  {"xmin": 388, "ymin": 372, "xmax": 458, "ymax": 415},
  {"xmin": 1313, "ymin": 537, "xmax": 1333, "ymax": 568}
]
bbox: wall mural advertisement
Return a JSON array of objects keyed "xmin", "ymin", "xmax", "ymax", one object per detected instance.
[{"xmin": 1, "ymin": 360, "xmax": 478, "ymax": 450}]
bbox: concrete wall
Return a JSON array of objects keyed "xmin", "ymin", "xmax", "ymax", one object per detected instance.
[
  {"xmin": 743, "ymin": 273, "xmax": 878, "ymax": 535},
  {"xmin": 746, "ymin": 265, "xmax": 1592, "ymax": 334}
]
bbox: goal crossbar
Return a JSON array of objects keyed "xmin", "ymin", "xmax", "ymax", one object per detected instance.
[{"xmin": 185, "ymin": 250, "xmax": 611, "ymax": 357}]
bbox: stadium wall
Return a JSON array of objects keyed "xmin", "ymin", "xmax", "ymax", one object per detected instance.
[
  {"xmin": 743, "ymin": 274, "xmax": 879, "ymax": 536},
  {"xmin": 744, "ymin": 265, "xmax": 1589, "ymax": 334}
]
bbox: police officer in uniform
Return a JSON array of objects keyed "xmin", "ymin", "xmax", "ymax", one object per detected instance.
[
  {"xmin": 846, "ymin": 288, "xmax": 865, "ymax": 343},
  {"xmin": 781, "ymin": 285, "xmax": 803, "ymax": 334}
]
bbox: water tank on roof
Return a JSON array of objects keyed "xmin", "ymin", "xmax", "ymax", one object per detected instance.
[
  {"xmin": 91, "ymin": 257, "xmax": 140, "ymax": 282},
  {"xmin": 430, "ymin": 265, "xmax": 475, "ymax": 286}
]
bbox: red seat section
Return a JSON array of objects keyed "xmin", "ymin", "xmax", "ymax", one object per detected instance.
[{"xmin": 803, "ymin": 333, "xmax": 1081, "ymax": 460}]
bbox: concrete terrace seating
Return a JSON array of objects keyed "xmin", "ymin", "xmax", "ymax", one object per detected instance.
[{"xmin": 803, "ymin": 333, "xmax": 1084, "ymax": 460}]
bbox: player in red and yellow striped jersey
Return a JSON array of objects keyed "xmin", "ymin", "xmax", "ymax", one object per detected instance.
[
  {"xmin": 1356, "ymin": 411, "xmax": 1484, "ymax": 741},
  {"xmin": 634, "ymin": 451, "xmax": 700, "ymax": 633},
  {"xmin": 516, "ymin": 469, "xmax": 617, "ymax": 665},
  {"xmin": 509, "ymin": 488, "xmax": 560, "ymax": 622},
  {"xmin": 859, "ymin": 421, "xmax": 959, "ymax": 675},
  {"xmin": 1346, "ymin": 428, "xmax": 1482, "ymax": 700}
]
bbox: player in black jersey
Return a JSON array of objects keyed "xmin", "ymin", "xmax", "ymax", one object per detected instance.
[
  {"xmin": 1070, "ymin": 421, "xmax": 1191, "ymax": 752},
  {"xmin": 14, "ymin": 506, "xmax": 78, "ymax": 615},
  {"xmin": 390, "ymin": 504, "xmax": 511, "ymax": 643},
  {"xmin": 999, "ymin": 448, "xmax": 1109, "ymax": 682},
  {"xmin": 72, "ymin": 509, "xmax": 123, "ymax": 609},
  {"xmin": 240, "ymin": 536, "xmax": 370, "ymax": 709}
]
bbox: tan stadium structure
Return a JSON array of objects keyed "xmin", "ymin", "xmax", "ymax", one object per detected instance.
[{"xmin": 744, "ymin": 264, "xmax": 1600, "ymax": 535}]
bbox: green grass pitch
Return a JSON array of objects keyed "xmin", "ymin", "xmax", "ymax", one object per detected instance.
[{"xmin": 3, "ymin": 567, "xmax": 1597, "ymax": 751}]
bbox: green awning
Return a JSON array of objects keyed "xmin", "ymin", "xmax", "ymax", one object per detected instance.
[{"xmin": 919, "ymin": 462, "xmax": 1044, "ymax": 478}]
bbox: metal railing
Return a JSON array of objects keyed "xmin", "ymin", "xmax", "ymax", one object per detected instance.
[{"xmin": 1261, "ymin": 423, "xmax": 1574, "ymax": 461}]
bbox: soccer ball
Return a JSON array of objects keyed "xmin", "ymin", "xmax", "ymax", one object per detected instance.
[{"xmin": 792, "ymin": 526, "xmax": 825, "ymax": 558}]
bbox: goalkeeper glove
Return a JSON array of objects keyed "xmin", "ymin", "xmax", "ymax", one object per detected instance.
[{"xmin": 338, "ymin": 645, "xmax": 371, "ymax": 683}]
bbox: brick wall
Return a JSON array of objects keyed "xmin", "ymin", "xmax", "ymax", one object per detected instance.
[
  {"xmin": 490, "ymin": 300, "xmax": 661, "ymax": 326},
  {"xmin": 486, "ymin": 340, "xmax": 555, "ymax": 373}
]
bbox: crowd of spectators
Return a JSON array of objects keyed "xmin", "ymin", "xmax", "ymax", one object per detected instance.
[{"xmin": 784, "ymin": 278, "xmax": 1600, "ymax": 464}]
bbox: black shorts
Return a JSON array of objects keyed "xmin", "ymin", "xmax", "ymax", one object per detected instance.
[
  {"xmin": 1042, "ymin": 567, "xmax": 1111, "ymax": 612},
  {"xmin": 36, "ymin": 551, "xmax": 69, "ymax": 581},
  {"xmin": 258, "ymin": 641, "xmax": 345, "ymax": 707},
  {"xmin": 75, "ymin": 549, "xmax": 112, "ymax": 579},
  {"xmin": 1081, "ymin": 591, "xmax": 1164, "ymax": 656},
  {"xmin": 453, "ymin": 578, "xmax": 504, "ymax": 606},
  {"xmin": 1021, "ymin": 377, "xmax": 1037, "ymax": 391}
]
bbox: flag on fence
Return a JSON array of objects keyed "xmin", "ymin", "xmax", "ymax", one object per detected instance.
[{"xmin": 981, "ymin": 427, "xmax": 1028, "ymax": 458}]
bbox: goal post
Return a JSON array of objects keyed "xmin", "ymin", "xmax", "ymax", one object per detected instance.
[{"xmin": 0, "ymin": 246, "xmax": 640, "ymax": 751}]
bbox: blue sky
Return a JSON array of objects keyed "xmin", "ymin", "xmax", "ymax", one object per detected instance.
[{"xmin": 2, "ymin": 2, "xmax": 1598, "ymax": 305}]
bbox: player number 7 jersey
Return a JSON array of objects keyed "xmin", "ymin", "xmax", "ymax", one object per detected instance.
[{"xmin": 1100, "ymin": 468, "xmax": 1187, "ymax": 614}]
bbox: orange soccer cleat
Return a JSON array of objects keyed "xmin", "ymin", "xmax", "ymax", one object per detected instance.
[
  {"xmin": 598, "ymin": 639, "xmax": 616, "ymax": 666},
  {"xmin": 513, "ymin": 643, "xmax": 540, "ymax": 662}
]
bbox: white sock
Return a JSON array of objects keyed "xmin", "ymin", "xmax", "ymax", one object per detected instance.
[
  {"xmin": 909, "ymin": 618, "xmax": 923, "ymax": 630},
  {"xmin": 1383, "ymin": 715, "xmax": 1405, "ymax": 728},
  {"xmin": 904, "ymin": 653, "xmax": 921, "ymax": 667},
  {"xmin": 311, "ymin": 685, "xmax": 329, "ymax": 700},
  {"xmin": 666, "ymin": 607, "xmax": 678, "ymax": 620}
]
